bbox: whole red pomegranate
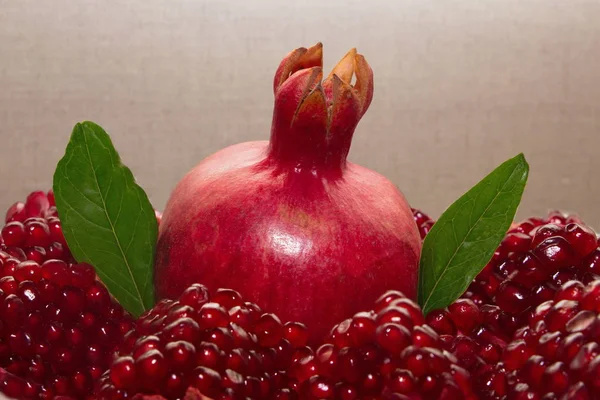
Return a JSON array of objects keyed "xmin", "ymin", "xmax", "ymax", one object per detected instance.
[{"xmin": 155, "ymin": 43, "xmax": 421, "ymax": 341}]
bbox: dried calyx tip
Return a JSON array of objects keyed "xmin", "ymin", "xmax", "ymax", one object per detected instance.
[{"xmin": 275, "ymin": 44, "xmax": 373, "ymax": 125}]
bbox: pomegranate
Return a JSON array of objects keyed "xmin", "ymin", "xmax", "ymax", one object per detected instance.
[{"xmin": 155, "ymin": 43, "xmax": 421, "ymax": 342}]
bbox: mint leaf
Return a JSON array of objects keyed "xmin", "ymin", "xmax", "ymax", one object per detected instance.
[
  {"xmin": 418, "ymin": 154, "xmax": 529, "ymax": 315},
  {"xmin": 53, "ymin": 121, "xmax": 157, "ymax": 316}
]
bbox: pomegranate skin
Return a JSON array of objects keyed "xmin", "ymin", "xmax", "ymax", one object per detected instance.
[{"xmin": 155, "ymin": 44, "xmax": 421, "ymax": 342}]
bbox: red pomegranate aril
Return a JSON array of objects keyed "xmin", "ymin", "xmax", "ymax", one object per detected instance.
[
  {"xmin": 503, "ymin": 340, "xmax": 533, "ymax": 371},
  {"xmin": 0, "ymin": 276, "xmax": 19, "ymax": 295},
  {"xmin": 163, "ymin": 318, "xmax": 200, "ymax": 343},
  {"xmin": 13, "ymin": 260, "xmax": 42, "ymax": 282},
  {"xmin": 198, "ymin": 302, "xmax": 229, "ymax": 329},
  {"xmin": 376, "ymin": 306, "xmax": 415, "ymax": 330},
  {"xmin": 448, "ymin": 299, "xmax": 481, "ymax": 334},
  {"xmin": 2, "ymin": 247, "xmax": 26, "ymax": 262},
  {"xmin": 426, "ymin": 310, "xmax": 457, "ymax": 336},
  {"xmin": 348, "ymin": 312, "xmax": 377, "ymax": 347},
  {"xmin": 69, "ymin": 262, "xmax": 96, "ymax": 288},
  {"xmin": 135, "ymin": 349, "xmax": 167, "ymax": 385},
  {"xmin": 164, "ymin": 340, "xmax": 196, "ymax": 371},
  {"xmin": 24, "ymin": 220, "xmax": 51, "ymax": 248},
  {"xmin": 189, "ymin": 366, "xmax": 221, "ymax": 397},
  {"xmin": 531, "ymin": 224, "xmax": 563, "ymax": 248},
  {"xmin": 1, "ymin": 222, "xmax": 26, "ymax": 247},
  {"xmin": 545, "ymin": 300, "xmax": 580, "ymax": 332},
  {"xmin": 16, "ymin": 281, "xmax": 43, "ymax": 310},
  {"xmin": 41, "ymin": 259, "xmax": 70, "ymax": 285},
  {"xmin": 582, "ymin": 249, "xmax": 600, "ymax": 276},
  {"xmin": 283, "ymin": 322, "xmax": 309, "ymax": 348},
  {"xmin": 533, "ymin": 236, "xmax": 575, "ymax": 269},
  {"xmin": 45, "ymin": 242, "xmax": 65, "ymax": 261},
  {"xmin": 47, "ymin": 218, "xmax": 66, "ymax": 247},
  {"xmin": 494, "ymin": 281, "xmax": 530, "ymax": 314},
  {"xmin": 5, "ymin": 202, "xmax": 26, "ymax": 223},
  {"xmin": 412, "ymin": 208, "xmax": 435, "ymax": 240},
  {"xmin": 374, "ymin": 290, "xmax": 406, "ymax": 313},
  {"xmin": 23, "ymin": 191, "xmax": 50, "ymax": 219},
  {"xmin": 542, "ymin": 361, "xmax": 570, "ymax": 394},
  {"xmin": 388, "ymin": 369, "xmax": 415, "ymax": 394},
  {"xmin": 375, "ymin": 323, "xmax": 411, "ymax": 356},
  {"xmin": 564, "ymin": 223, "xmax": 597, "ymax": 257},
  {"xmin": 502, "ymin": 232, "xmax": 532, "ymax": 253},
  {"xmin": 255, "ymin": 313, "xmax": 284, "ymax": 347},
  {"xmin": 212, "ymin": 288, "xmax": 243, "ymax": 310},
  {"xmin": 24, "ymin": 246, "xmax": 46, "ymax": 264}
]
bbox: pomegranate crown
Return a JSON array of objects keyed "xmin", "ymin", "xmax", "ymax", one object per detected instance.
[{"xmin": 268, "ymin": 43, "xmax": 374, "ymax": 171}]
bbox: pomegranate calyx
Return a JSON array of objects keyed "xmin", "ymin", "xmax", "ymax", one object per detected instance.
[
  {"xmin": 269, "ymin": 44, "xmax": 374, "ymax": 172},
  {"xmin": 273, "ymin": 42, "xmax": 323, "ymax": 93}
]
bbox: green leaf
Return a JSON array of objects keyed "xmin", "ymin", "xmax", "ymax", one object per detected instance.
[
  {"xmin": 418, "ymin": 154, "xmax": 529, "ymax": 315},
  {"xmin": 53, "ymin": 121, "xmax": 157, "ymax": 316}
]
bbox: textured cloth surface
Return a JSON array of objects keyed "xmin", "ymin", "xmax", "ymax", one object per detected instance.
[{"xmin": 1, "ymin": 0, "xmax": 600, "ymax": 225}]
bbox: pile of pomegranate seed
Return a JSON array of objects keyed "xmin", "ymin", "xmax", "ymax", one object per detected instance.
[
  {"xmin": 411, "ymin": 208, "xmax": 434, "ymax": 240},
  {"xmin": 497, "ymin": 279, "xmax": 600, "ymax": 398},
  {"xmin": 96, "ymin": 284, "xmax": 310, "ymax": 399},
  {"xmin": 424, "ymin": 212, "xmax": 600, "ymax": 398},
  {"xmin": 282, "ymin": 290, "xmax": 475, "ymax": 399},
  {"xmin": 0, "ymin": 257, "xmax": 133, "ymax": 399},
  {"xmin": 1, "ymin": 190, "xmax": 74, "ymax": 266},
  {"xmin": 3, "ymin": 191, "xmax": 600, "ymax": 399}
]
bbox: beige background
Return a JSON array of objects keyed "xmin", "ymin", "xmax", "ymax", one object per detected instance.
[{"xmin": 1, "ymin": 0, "xmax": 600, "ymax": 227}]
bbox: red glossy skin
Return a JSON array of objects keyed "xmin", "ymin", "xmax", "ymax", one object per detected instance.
[
  {"xmin": 155, "ymin": 44, "xmax": 422, "ymax": 341},
  {"xmin": 156, "ymin": 140, "xmax": 420, "ymax": 341}
]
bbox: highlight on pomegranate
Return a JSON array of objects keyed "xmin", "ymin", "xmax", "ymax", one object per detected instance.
[{"xmin": 0, "ymin": 43, "xmax": 598, "ymax": 400}]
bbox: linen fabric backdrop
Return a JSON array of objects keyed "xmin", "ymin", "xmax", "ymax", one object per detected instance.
[{"xmin": 1, "ymin": 0, "xmax": 600, "ymax": 227}]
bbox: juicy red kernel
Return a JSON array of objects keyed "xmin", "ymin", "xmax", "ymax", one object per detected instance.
[
  {"xmin": 373, "ymin": 290, "xmax": 406, "ymax": 313},
  {"xmin": 1, "ymin": 222, "xmax": 26, "ymax": 247},
  {"xmin": 255, "ymin": 313, "xmax": 284, "ymax": 347},
  {"xmin": 24, "ymin": 220, "xmax": 52, "ymax": 248},
  {"xmin": 348, "ymin": 311, "xmax": 377, "ymax": 347},
  {"xmin": 426, "ymin": 309, "xmax": 457, "ymax": 335},
  {"xmin": 69, "ymin": 262, "xmax": 96, "ymax": 288},
  {"xmin": 533, "ymin": 236, "xmax": 576, "ymax": 269},
  {"xmin": 24, "ymin": 246, "xmax": 46, "ymax": 264},
  {"xmin": 375, "ymin": 323, "xmax": 411, "ymax": 356},
  {"xmin": 412, "ymin": 208, "xmax": 435, "ymax": 239},
  {"xmin": 564, "ymin": 223, "xmax": 598, "ymax": 258},
  {"xmin": 531, "ymin": 224, "xmax": 563, "ymax": 247},
  {"xmin": 135, "ymin": 349, "xmax": 168, "ymax": 388},
  {"xmin": 212, "ymin": 288, "xmax": 244, "ymax": 310},
  {"xmin": 178, "ymin": 283, "xmax": 210, "ymax": 309},
  {"xmin": 555, "ymin": 280, "xmax": 586, "ymax": 301},
  {"xmin": 13, "ymin": 260, "xmax": 43, "ymax": 282},
  {"xmin": 502, "ymin": 232, "xmax": 532, "ymax": 253},
  {"xmin": 47, "ymin": 218, "xmax": 67, "ymax": 247},
  {"xmin": 24, "ymin": 191, "xmax": 50, "ymax": 219},
  {"xmin": 5, "ymin": 202, "xmax": 26, "ymax": 223},
  {"xmin": 494, "ymin": 281, "xmax": 530, "ymax": 314},
  {"xmin": 447, "ymin": 299, "xmax": 481, "ymax": 334},
  {"xmin": 198, "ymin": 302, "xmax": 230, "ymax": 329},
  {"xmin": 283, "ymin": 321, "xmax": 309, "ymax": 348}
]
